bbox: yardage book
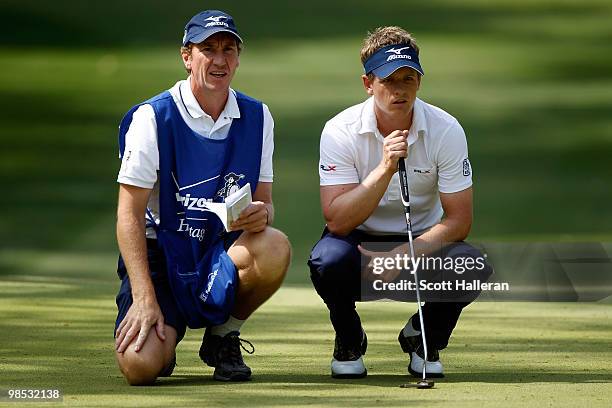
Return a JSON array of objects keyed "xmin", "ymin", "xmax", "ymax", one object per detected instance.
[{"xmin": 205, "ymin": 183, "xmax": 252, "ymax": 231}]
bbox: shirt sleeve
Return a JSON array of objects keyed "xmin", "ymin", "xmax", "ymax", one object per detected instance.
[
  {"xmin": 436, "ymin": 121, "xmax": 473, "ymax": 193},
  {"xmin": 259, "ymin": 103, "xmax": 274, "ymax": 183},
  {"xmin": 319, "ymin": 122, "xmax": 359, "ymax": 186},
  {"xmin": 116, "ymin": 104, "xmax": 159, "ymax": 189}
]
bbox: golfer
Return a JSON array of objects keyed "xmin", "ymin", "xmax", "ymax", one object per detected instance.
[
  {"xmin": 114, "ymin": 10, "xmax": 290, "ymax": 385},
  {"xmin": 308, "ymin": 26, "xmax": 491, "ymax": 378}
]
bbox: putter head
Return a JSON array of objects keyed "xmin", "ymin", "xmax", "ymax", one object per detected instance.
[
  {"xmin": 417, "ymin": 379, "xmax": 434, "ymax": 389},
  {"xmin": 399, "ymin": 379, "xmax": 435, "ymax": 389}
]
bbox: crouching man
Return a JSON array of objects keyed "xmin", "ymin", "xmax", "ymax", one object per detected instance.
[
  {"xmin": 113, "ymin": 10, "xmax": 290, "ymax": 385},
  {"xmin": 308, "ymin": 26, "xmax": 491, "ymax": 379}
]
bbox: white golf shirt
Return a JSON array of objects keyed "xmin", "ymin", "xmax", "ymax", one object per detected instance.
[
  {"xmin": 117, "ymin": 77, "xmax": 274, "ymax": 238},
  {"xmin": 319, "ymin": 97, "xmax": 472, "ymax": 235}
]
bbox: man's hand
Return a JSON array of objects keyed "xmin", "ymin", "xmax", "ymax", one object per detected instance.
[
  {"xmin": 358, "ymin": 244, "xmax": 410, "ymax": 283},
  {"xmin": 230, "ymin": 201, "xmax": 268, "ymax": 233},
  {"xmin": 380, "ymin": 130, "xmax": 409, "ymax": 173},
  {"xmin": 115, "ymin": 297, "xmax": 166, "ymax": 353}
]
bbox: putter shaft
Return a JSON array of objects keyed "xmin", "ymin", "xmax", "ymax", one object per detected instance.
[{"xmin": 398, "ymin": 159, "xmax": 430, "ymax": 381}]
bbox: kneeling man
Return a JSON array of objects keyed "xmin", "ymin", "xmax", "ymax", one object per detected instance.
[{"xmin": 113, "ymin": 10, "xmax": 290, "ymax": 385}]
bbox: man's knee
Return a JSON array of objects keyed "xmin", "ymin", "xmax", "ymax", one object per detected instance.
[
  {"xmin": 261, "ymin": 227, "xmax": 291, "ymax": 263},
  {"xmin": 115, "ymin": 326, "xmax": 177, "ymax": 386},
  {"xmin": 444, "ymin": 242, "xmax": 493, "ymax": 281},
  {"xmin": 116, "ymin": 347, "xmax": 165, "ymax": 386},
  {"xmin": 438, "ymin": 242, "xmax": 493, "ymax": 303},
  {"xmin": 308, "ymin": 234, "xmax": 360, "ymax": 300},
  {"xmin": 232, "ymin": 227, "xmax": 291, "ymax": 285},
  {"xmin": 309, "ymin": 234, "xmax": 359, "ymax": 281}
]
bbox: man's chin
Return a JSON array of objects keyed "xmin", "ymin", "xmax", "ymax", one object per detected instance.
[
  {"xmin": 390, "ymin": 103, "xmax": 413, "ymax": 114},
  {"xmin": 205, "ymin": 82, "xmax": 231, "ymax": 93}
]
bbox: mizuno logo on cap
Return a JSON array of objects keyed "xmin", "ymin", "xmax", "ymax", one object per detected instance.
[
  {"xmin": 386, "ymin": 54, "xmax": 412, "ymax": 62},
  {"xmin": 204, "ymin": 15, "xmax": 229, "ymax": 28},
  {"xmin": 386, "ymin": 46, "xmax": 411, "ymax": 55},
  {"xmin": 205, "ymin": 16, "xmax": 226, "ymax": 22}
]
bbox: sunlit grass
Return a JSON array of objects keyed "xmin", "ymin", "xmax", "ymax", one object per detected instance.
[{"xmin": 0, "ymin": 271, "xmax": 610, "ymax": 407}]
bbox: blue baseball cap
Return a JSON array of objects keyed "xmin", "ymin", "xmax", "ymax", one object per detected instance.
[
  {"xmin": 182, "ymin": 10, "xmax": 243, "ymax": 46},
  {"xmin": 363, "ymin": 43, "xmax": 424, "ymax": 78}
]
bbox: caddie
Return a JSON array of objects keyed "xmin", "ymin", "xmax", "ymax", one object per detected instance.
[
  {"xmin": 308, "ymin": 26, "xmax": 491, "ymax": 378},
  {"xmin": 113, "ymin": 10, "xmax": 290, "ymax": 385}
]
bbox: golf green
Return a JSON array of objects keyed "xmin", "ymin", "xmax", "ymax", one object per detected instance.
[{"xmin": 0, "ymin": 252, "xmax": 610, "ymax": 407}]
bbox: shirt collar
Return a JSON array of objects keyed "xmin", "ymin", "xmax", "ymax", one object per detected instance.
[
  {"xmin": 358, "ymin": 97, "xmax": 378, "ymax": 135},
  {"xmin": 180, "ymin": 77, "xmax": 241, "ymax": 120},
  {"xmin": 411, "ymin": 98, "xmax": 426, "ymax": 137},
  {"xmin": 358, "ymin": 97, "xmax": 426, "ymax": 141}
]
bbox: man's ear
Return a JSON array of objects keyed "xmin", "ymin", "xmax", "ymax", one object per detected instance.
[
  {"xmin": 181, "ymin": 50, "xmax": 191, "ymax": 70},
  {"xmin": 362, "ymin": 74, "xmax": 374, "ymax": 95}
]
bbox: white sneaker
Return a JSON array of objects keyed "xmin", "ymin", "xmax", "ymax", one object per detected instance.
[
  {"xmin": 330, "ymin": 329, "xmax": 368, "ymax": 378},
  {"xmin": 331, "ymin": 356, "xmax": 367, "ymax": 378},
  {"xmin": 409, "ymin": 351, "xmax": 444, "ymax": 378}
]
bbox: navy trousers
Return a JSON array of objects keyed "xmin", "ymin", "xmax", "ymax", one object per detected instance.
[{"xmin": 308, "ymin": 228, "xmax": 492, "ymax": 351}]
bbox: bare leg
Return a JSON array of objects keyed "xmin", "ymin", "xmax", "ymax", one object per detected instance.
[
  {"xmin": 115, "ymin": 325, "xmax": 177, "ymax": 385},
  {"xmin": 227, "ymin": 227, "xmax": 291, "ymax": 319}
]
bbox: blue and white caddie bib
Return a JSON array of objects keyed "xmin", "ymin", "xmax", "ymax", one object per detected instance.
[{"xmin": 118, "ymin": 90, "xmax": 263, "ymax": 328}]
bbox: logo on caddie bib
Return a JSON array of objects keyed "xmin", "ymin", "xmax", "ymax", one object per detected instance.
[
  {"xmin": 171, "ymin": 172, "xmax": 220, "ymax": 242},
  {"xmin": 199, "ymin": 268, "xmax": 219, "ymax": 303},
  {"xmin": 215, "ymin": 172, "xmax": 245, "ymax": 199}
]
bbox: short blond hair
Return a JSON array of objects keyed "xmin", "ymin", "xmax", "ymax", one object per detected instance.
[{"xmin": 360, "ymin": 26, "xmax": 419, "ymax": 65}]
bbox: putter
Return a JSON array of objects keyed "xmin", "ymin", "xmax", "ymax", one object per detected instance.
[{"xmin": 398, "ymin": 159, "xmax": 434, "ymax": 389}]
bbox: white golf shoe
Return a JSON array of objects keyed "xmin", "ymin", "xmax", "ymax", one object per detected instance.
[
  {"xmin": 398, "ymin": 329, "xmax": 445, "ymax": 378},
  {"xmin": 330, "ymin": 329, "xmax": 368, "ymax": 378},
  {"xmin": 331, "ymin": 356, "xmax": 367, "ymax": 378},
  {"xmin": 408, "ymin": 351, "xmax": 444, "ymax": 378}
]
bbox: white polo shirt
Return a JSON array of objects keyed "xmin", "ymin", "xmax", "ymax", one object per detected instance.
[
  {"xmin": 319, "ymin": 97, "xmax": 472, "ymax": 235},
  {"xmin": 117, "ymin": 77, "xmax": 274, "ymax": 238}
]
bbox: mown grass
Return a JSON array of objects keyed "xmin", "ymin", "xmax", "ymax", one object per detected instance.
[{"xmin": 0, "ymin": 255, "xmax": 610, "ymax": 407}]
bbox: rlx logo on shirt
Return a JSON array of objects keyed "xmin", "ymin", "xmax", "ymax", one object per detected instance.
[
  {"xmin": 320, "ymin": 164, "xmax": 337, "ymax": 172},
  {"xmin": 413, "ymin": 168, "xmax": 431, "ymax": 174}
]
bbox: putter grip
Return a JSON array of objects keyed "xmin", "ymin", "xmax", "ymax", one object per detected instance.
[{"xmin": 397, "ymin": 159, "xmax": 410, "ymax": 206}]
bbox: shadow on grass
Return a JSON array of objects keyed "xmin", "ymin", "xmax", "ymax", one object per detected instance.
[
  {"xmin": 440, "ymin": 371, "xmax": 612, "ymax": 384},
  {"xmin": 156, "ymin": 371, "xmax": 612, "ymax": 387}
]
